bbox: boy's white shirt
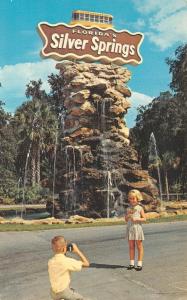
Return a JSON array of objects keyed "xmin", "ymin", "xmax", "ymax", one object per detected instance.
[{"xmin": 48, "ymin": 253, "xmax": 83, "ymax": 293}]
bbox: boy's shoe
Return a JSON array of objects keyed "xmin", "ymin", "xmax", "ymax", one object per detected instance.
[
  {"xmin": 127, "ymin": 265, "xmax": 135, "ymax": 270},
  {"xmin": 135, "ymin": 266, "xmax": 142, "ymax": 271}
]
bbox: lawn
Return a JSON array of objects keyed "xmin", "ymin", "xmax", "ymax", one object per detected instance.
[{"xmin": 0, "ymin": 214, "xmax": 187, "ymax": 231}]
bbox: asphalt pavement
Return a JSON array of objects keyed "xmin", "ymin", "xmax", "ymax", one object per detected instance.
[{"xmin": 0, "ymin": 221, "xmax": 187, "ymax": 300}]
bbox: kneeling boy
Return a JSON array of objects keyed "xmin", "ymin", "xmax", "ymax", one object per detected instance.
[{"xmin": 48, "ymin": 235, "xmax": 90, "ymax": 300}]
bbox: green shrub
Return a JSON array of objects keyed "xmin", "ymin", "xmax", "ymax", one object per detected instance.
[{"xmin": 15, "ymin": 185, "xmax": 50, "ymax": 204}]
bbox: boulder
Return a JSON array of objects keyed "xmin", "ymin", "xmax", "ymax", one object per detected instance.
[
  {"xmin": 165, "ymin": 201, "xmax": 187, "ymax": 210},
  {"xmin": 104, "ymin": 88, "xmax": 124, "ymax": 103},
  {"xmin": 71, "ymin": 76, "xmax": 88, "ymax": 87},
  {"xmin": 145, "ymin": 212, "xmax": 160, "ymax": 219},
  {"xmin": 72, "ymin": 90, "xmax": 90, "ymax": 103},
  {"xmin": 173, "ymin": 209, "xmax": 187, "ymax": 215},
  {"xmin": 86, "ymin": 79, "xmax": 108, "ymax": 92},
  {"xmin": 115, "ymin": 67, "xmax": 131, "ymax": 78},
  {"xmin": 76, "ymin": 64, "xmax": 90, "ymax": 72},
  {"xmin": 115, "ymin": 85, "xmax": 132, "ymax": 97},
  {"xmin": 70, "ymin": 128, "xmax": 94, "ymax": 138},
  {"xmin": 66, "ymin": 215, "xmax": 94, "ymax": 224},
  {"xmin": 118, "ymin": 126, "xmax": 130, "ymax": 139},
  {"xmin": 159, "ymin": 211, "xmax": 169, "ymax": 217},
  {"xmin": 80, "ymin": 101, "xmax": 96, "ymax": 114},
  {"xmin": 121, "ymin": 98, "xmax": 131, "ymax": 109},
  {"xmin": 63, "ymin": 69, "xmax": 79, "ymax": 81},
  {"xmin": 82, "ymin": 72, "xmax": 95, "ymax": 79},
  {"xmin": 9, "ymin": 217, "xmax": 25, "ymax": 224}
]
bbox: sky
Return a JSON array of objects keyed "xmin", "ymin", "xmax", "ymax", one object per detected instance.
[{"xmin": 0, "ymin": 0, "xmax": 187, "ymax": 127}]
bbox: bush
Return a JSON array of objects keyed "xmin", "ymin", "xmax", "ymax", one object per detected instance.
[
  {"xmin": 1, "ymin": 197, "xmax": 15, "ymax": 205},
  {"xmin": 15, "ymin": 185, "xmax": 50, "ymax": 204}
]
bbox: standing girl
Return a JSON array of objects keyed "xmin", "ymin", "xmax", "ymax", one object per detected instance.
[{"xmin": 125, "ymin": 189, "xmax": 146, "ymax": 271}]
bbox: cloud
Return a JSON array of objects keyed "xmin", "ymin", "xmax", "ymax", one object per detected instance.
[
  {"xmin": 0, "ymin": 60, "xmax": 153, "ymax": 128},
  {"xmin": 134, "ymin": 19, "xmax": 146, "ymax": 29},
  {"xmin": 134, "ymin": 0, "xmax": 186, "ymax": 16},
  {"xmin": 27, "ymin": 48, "xmax": 41, "ymax": 57},
  {"xmin": 0, "ymin": 60, "xmax": 58, "ymax": 111},
  {"xmin": 132, "ymin": 0, "xmax": 187, "ymax": 49},
  {"xmin": 126, "ymin": 18, "xmax": 146, "ymax": 31},
  {"xmin": 131, "ymin": 91, "xmax": 153, "ymax": 106},
  {"xmin": 125, "ymin": 91, "xmax": 153, "ymax": 128},
  {"xmin": 148, "ymin": 10, "xmax": 187, "ymax": 49}
]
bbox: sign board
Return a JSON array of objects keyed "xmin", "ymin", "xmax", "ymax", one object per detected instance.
[{"xmin": 38, "ymin": 22, "xmax": 144, "ymax": 66}]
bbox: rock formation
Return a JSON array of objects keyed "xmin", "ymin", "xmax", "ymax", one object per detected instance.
[{"xmin": 48, "ymin": 61, "xmax": 159, "ymax": 217}]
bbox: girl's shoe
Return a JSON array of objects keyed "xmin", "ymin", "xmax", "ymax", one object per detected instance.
[
  {"xmin": 127, "ymin": 265, "xmax": 135, "ymax": 270},
  {"xmin": 135, "ymin": 266, "xmax": 142, "ymax": 271}
]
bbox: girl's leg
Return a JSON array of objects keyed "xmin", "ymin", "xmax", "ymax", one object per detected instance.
[
  {"xmin": 128, "ymin": 240, "xmax": 135, "ymax": 265},
  {"xmin": 136, "ymin": 240, "xmax": 144, "ymax": 266}
]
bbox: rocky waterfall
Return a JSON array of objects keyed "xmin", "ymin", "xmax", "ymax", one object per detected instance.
[{"xmin": 47, "ymin": 61, "xmax": 159, "ymax": 217}]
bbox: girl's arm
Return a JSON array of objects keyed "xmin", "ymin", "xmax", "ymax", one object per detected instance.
[
  {"xmin": 140, "ymin": 208, "xmax": 146, "ymax": 222},
  {"xmin": 124, "ymin": 210, "xmax": 131, "ymax": 222},
  {"xmin": 124, "ymin": 214, "xmax": 129, "ymax": 222}
]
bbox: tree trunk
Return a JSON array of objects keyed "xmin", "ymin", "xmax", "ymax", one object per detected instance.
[
  {"xmin": 181, "ymin": 138, "xmax": 187, "ymax": 192},
  {"xmin": 165, "ymin": 170, "xmax": 169, "ymax": 201},
  {"xmin": 36, "ymin": 144, "xmax": 40, "ymax": 184},
  {"xmin": 31, "ymin": 155, "xmax": 36, "ymax": 186},
  {"xmin": 31, "ymin": 142, "xmax": 38, "ymax": 186}
]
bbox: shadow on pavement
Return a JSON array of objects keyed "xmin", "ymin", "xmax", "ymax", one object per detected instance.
[{"xmin": 90, "ymin": 263, "xmax": 126, "ymax": 269}]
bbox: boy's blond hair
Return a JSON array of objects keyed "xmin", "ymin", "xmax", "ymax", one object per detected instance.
[
  {"xmin": 51, "ymin": 236, "xmax": 66, "ymax": 252},
  {"xmin": 128, "ymin": 189, "xmax": 143, "ymax": 201}
]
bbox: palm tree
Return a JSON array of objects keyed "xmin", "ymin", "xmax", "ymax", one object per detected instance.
[
  {"xmin": 161, "ymin": 151, "xmax": 178, "ymax": 201},
  {"xmin": 14, "ymin": 98, "xmax": 58, "ymax": 186}
]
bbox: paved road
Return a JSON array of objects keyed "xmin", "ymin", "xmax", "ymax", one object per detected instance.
[{"xmin": 0, "ymin": 221, "xmax": 187, "ymax": 300}]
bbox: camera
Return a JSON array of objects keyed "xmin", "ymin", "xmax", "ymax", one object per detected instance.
[{"xmin": 67, "ymin": 243, "xmax": 74, "ymax": 252}]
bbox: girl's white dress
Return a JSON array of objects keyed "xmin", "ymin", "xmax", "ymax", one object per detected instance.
[{"xmin": 125, "ymin": 204, "xmax": 145, "ymax": 240}]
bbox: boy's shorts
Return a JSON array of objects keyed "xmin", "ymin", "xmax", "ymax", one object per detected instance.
[{"xmin": 51, "ymin": 287, "xmax": 91, "ymax": 300}]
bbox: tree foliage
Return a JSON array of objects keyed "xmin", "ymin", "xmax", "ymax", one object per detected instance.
[
  {"xmin": 132, "ymin": 43, "xmax": 187, "ymax": 192},
  {"xmin": 14, "ymin": 80, "xmax": 58, "ymax": 187},
  {"xmin": 0, "ymin": 101, "xmax": 18, "ymax": 198}
]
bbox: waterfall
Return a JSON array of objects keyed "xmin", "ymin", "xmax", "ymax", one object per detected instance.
[
  {"xmin": 78, "ymin": 147, "xmax": 83, "ymax": 171},
  {"xmin": 106, "ymin": 170, "xmax": 112, "ymax": 218},
  {"xmin": 17, "ymin": 177, "xmax": 22, "ymax": 202},
  {"xmin": 96, "ymin": 100, "xmax": 100, "ymax": 130},
  {"xmin": 101, "ymin": 99, "xmax": 106, "ymax": 133},
  {"xmin": 100, "ymin": 99, "xmax": 114, "ymax": 217},
  {"xmin": 60, "ymin": 110, "xmax": 66, "ymax": 137},
  {"xmin": 103, "ymin": 99, "xmax": 118, "ymax": 216},
  {"xmin": 52, "ymin": 130, "xmax": 58, "ymax": 217},
  {"xmin": 149, "ymin": 132, "xmax": 163, "ymax": 202},
  {"xmin": 65, "ymin": 145, "xmax": 77, "ymax": 212},
  {"xmin": 21, "ymin": 140, "xmax": 32, "ymax": 218}
]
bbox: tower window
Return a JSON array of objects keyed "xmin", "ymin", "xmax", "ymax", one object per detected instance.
[
  {"xmin": 95, "ymin": 15, "xmax": 99, "ymax": 22},
  {"xmin": 80, "ymin": 13, "xmax": 84, "ymax": 20},
  {"xmin": 99, "ymin": 16, "xmax": 104, "ymax": 23},
  {"xmin": 85, "ymin": 14, "xmax": 89, "ymax": 21}
]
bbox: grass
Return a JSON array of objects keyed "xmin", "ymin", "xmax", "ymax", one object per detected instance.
[
  {"xmin": 0, "ymin": 204, "xmax": 45, "ymax": 211},
  {"xmin": 0, "ymin": 214, "xmax": 187, "ymax": 232},
  {"xmin": 0, "ymin": 220, "xmax": 125, "ymax": 232},
  {"xmin": 147, "ymin": 214, "xmax": 187, "ymax": 223}
]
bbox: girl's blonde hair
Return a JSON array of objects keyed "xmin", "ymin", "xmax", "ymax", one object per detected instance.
[{"xmin": 128, "ymin": 189, "xmax": 143, "ymax": 201}]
